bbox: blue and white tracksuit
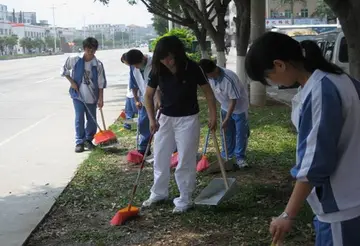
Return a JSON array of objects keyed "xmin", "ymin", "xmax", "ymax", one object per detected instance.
[
  {"xmin": 208, "ymin": 67, "xmax": 249, "ymax": 161},
  {"xmin": 291, "ymin": 69, "xmax": 360, "ymax": 246},
  {"xmin": 123, "ymin": 66, "xmax": 138, "ymax": 130},
  {"xmin": 61, "ymin": 55, "xmax": 107, "ymax": 145},
  {"xmin": 129, "ymin": 56, "xmax": 152, "ymax": 153}
]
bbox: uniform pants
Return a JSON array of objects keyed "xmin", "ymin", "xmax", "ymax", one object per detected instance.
[
  {"xmin": 138, "ymin": 106, "xmax": 151, "ymax": 152},
  {"xmin": 73, "ymin": 99, "xmax": 97, "ymax": 145},
  {"xmin": 220, "ymin": 110, "xmax": 249, "ymax": 161},
  {"xmin": 123, "ymin": 97, "xmax": 137, "ymax": 129},
  {"xmin": 150, "ymin": 114, "xmax": 200, "ymax": 209},
  {"xmin": 314, "ymin": 215, "xmax": 360, "ymax": 245}
]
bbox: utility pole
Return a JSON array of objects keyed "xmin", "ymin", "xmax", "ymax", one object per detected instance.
[
  {"xmin": 51, "ymin": 5, "xmax": 57, "ymax": 53},
  {"xmin": 112, "ymin": 27, "xmax": 115, "ymax": 49},
  {"xmin": 101, "ymin": 28, "xmax": 104, "ymax": 49},
  {"xmin": 121, "ymin": 30, "xmax": 124, "ymax": 48}
]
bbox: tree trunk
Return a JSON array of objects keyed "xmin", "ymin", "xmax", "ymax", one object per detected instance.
[
  {"xmin": 325, "ymin": 0, "xmax": 360, "ymax": 80},
  {"xmin": 249, "ymin": 0, "xmax": 266, "ymax": 107},
  {"xmin": 234, "ymin": 0, "xmax": 251, "ymax": 85},
  {"xmin": 193, "ymin": 27, "xmax": 209, "ymax": 58}
]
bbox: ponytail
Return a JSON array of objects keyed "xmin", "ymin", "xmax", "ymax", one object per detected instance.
[{"xmin": 300, "ymin": 40, "xmax": 344, "ymax": 75}]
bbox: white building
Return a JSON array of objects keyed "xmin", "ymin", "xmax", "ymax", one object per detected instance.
[
  {"xmin": 0, "ymin": 4, "xmax": 7, "ymax": 22},
  {"xmin": 0, "ymin": 21, "xmax": 12, "ymax": 36},
  {"xmin": 11, "ymin": 23, "xmax": 47, "ymax": 54}
]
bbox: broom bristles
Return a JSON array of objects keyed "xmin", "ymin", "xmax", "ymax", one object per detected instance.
[
  {"xmin": 196, "ymin": 156, "xmax": 210, "ymax": 172},
  {"xmin": 94, "ymin": 130, "xmax": 118, "ymax": 146}
]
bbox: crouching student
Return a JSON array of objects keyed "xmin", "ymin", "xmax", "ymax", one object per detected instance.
[
  {"xmin": 121, "ymin": 53, "xmax": 138, "ymax": 130},
  {"xmin": 246, "ymin": 31, "xmax": 360, "ymax": 245},
  {"xmin": 61, "ymin": 37, "xmax": 107, "ymax": 153},
  {"xmin": 199, "ymin": 59, "xmax": 250, "ymax": 168},
  {"xmin": 126, "ymin": 49, "xmax": 152, "ymax": 156}
]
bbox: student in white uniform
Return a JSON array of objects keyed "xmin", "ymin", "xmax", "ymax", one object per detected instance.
[
  {"xmin": 199, "ymin": 59, "xmax": 250, "ymax": 168},
  {"xmin": 126, "ymin": 50, "xmax": 152, "ymax": 156},
  {"xmin": 61, "ymin": 37, "xmax": 107, "ymax": 153},
  {"xmin": 245, "ymin": 31, "xmax": 360, "ymax": 245},
  {"xmin": 143, "ymin": 35, "xmax": 217, "ymax": 213}
]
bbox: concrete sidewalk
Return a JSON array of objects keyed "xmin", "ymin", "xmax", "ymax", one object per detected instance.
[{"xmin": 226, "ymin": 48, "xmax": 297, "ymax": 105}]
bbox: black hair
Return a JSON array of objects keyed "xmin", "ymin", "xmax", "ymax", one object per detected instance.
[
  {"xmin": 245, "ymin": 31, "xmax": 344, "ymax": 85},
  {"xmin": 82, "ymin": 37, "xmax": 98, "ymax": 50},
  {"xmin": 121, "ymin": 52, "xmax": 127, "ymax": 63},
  {"xmin": 126, "ymin": 49, "xmax": 144, "ymax": 65},
  {"xmin": 152, "ymin": 35, "xmax": 188, "ymax": 76},
  {"xmin": 199, "ymin": 59, "xmax": 217, "ymax": 73}
]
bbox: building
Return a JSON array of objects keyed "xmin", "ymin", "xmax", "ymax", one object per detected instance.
[
  {"xmin": 0, "ymin": 4, "xmax": 7, "ymax": 22},
  {"xmin": 0, "ymin": 21, "xmax": 12, "ymax": 36},
  {"xmin": 10, "ymin": 23, "xmax": 48, "ymax": 54}
]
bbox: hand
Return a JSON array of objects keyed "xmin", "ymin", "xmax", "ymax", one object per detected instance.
[
  {"xmin": 269, "ymin": 216, "xmax": 294, "ymax": 245},
  {"xmin": 208, "ymin": 115, "xmax": 217, "ymax": 130},
  {"xmin": 97, "ymin": 98, "xmax": 104, "ymax": 108},
  {"xmin": 70, "ymin": 82, "xmax": 79, "ymax": 92},
  {"xmin": 221, "ymin": 117, "xmax": 229, "ymax": 129},
  {"xmin": 149, "ymin": 119, "xmax": 160, "ymax": 134},
  {"xmin": 135, "ymin": 101, "xmax": 143, "ymax": 110}
]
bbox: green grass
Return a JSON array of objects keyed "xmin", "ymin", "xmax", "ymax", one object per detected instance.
[
  {"xmin": 25, "ymin": 96, "xmax": 314, "ymax": 246},
  {"xmin": 0, "ymin": 53, "xmax": 64, "ymax": 60}
]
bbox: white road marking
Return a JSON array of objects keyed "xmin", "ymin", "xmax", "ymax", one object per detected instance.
[
  {"xmin": 0, "ymin": 113, "xmax": 56, "ymax": 147},
  {"xmin": 34, "ymin": 77, "xmax": 55, "ymax": 84}
]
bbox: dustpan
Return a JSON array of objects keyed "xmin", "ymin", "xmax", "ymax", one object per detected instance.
[
  {"xmin": 127, "ymin": 117, "xmax": 143, "ymax": 164},
  {"xmin": 195, "ymin": 130, "xmax": 237, "ymax": 206}
]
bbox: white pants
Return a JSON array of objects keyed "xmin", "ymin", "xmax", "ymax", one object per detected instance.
[{"xmin": 150, "ymin": 113, "xmax": 200, "ymax": 209}]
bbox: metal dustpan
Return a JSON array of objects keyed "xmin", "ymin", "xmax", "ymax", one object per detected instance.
[{"xmin": 195, "ymin": 130, "xmax": 237, "ymax": 206}]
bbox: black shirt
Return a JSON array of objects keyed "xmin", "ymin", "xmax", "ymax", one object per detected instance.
[{"xmin": 148, "ymin": 59, "xmax": 208, "ymax": 117}]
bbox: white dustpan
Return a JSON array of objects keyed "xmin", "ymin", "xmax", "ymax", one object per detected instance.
[{"xmin": 195, "ymin": 130, "xmax": 237, "ymax": 206}]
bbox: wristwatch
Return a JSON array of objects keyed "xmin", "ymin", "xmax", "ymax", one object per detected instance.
[{"xmin": 278, "ymin": 212, "xmax": 295, "ymax": 220}]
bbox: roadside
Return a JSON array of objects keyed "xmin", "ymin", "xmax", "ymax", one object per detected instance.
[
  {"xmin": 24, "ymin": 93, "xmax": 314, "ymax": 246},
  {"xmin": 0, "ymin": 52, "xmax": 65, "ymax": 61}
]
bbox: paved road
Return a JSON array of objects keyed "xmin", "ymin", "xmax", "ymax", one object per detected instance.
[{"xmin": 0, "ymin": 49, "xmax": 133, "ymax": 246}]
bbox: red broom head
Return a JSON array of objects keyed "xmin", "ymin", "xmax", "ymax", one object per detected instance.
[
  {"xmin": 120, "ymin": 110, "xmax": 126, "ymax": 119},
  {"xmin": 127, "ymin": 150, "xmax": 143, "ymax": 164},
  {"xmin": 94, "ymin": 130, "xmax": 117, "ymax": 145},
  {"xmin": 170, "ymin": 152, "xmax": 178, "ymax": 168},
  {"xmin": 110, "ymin": 206, "xmax": 140, "ymax": 226},
  {"xmin": 196, "ymin": 155, "xmax": 210, "ymax": 172}
]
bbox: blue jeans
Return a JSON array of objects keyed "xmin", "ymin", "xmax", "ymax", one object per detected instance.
[
  {"xmin": 313, "ymin": 215, "xmax": 360, "ymax": 245},
  {"xmin": 124, "ymin": 97, "xmax": 137, "ymax": 129},
  {"xmin": 220, "ymin": 110, "xmax": 249, "ymax": 161},
  {"xmin": 73, "ymin": 99, "xmax": 97, "ymax": 145},
  {"xmin": 138, "ymin": 106, "xmax": 151, "ymax": 152}
]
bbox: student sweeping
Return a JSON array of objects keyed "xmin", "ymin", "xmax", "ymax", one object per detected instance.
[
  {"xmin": 199, "ymin": 59, "xmax": 250, "ymax": 168},
  {"xmin": 245, "ymin": 31, "xmax": 360, "ymax": 245},
  {"xmin": 61, "ymin": 37, "xmax": 106, "ymax": 153},
  {"xmin": 126, "ymin": 49, "xmax": 152, "ymax": 156},
  {"xmin": 121, "ymin": 53, "xmax": 138, "ymax": 130},
  {"xmin": 143, "ymin": 35, "xmax": 217, "ymax": 213}
]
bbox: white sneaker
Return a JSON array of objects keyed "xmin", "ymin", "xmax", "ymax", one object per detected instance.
[
  {"xmin": 141, "ymin": 197, "xmax": 168, "ymax": 208},
  {"xmin": 236, "ymin": 159, "xmax": 249, "ymax": 168},
  {"xmin": 172, "ymin": 204, "xmax": 193, "ymax": 214}
]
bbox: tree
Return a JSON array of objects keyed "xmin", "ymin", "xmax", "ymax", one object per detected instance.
[
  {"xmin": 0, "ymin": 37, "xmax": 5, "ymax": 55},
  {"xmin": 152, "ymin": 14, "xmax": 168, "ymax": 35},
  {"xmin": 4, "ymin": 35, "xmax": 18, "ymax": 54},
  {"xmin": 324, "ymin": 0, "xmax": 360, "ymax": 79},
  {"xmin": 312, "ymin": 0, "xmax": 336, "ymax": 22},
  {"xmin": 249, "ymin": 0, "xmax": 266, "ymax": 106},
  {"xmin": 73, "ymin": 38, "xmax": 84, "ymax": 47},
  {"xmin": 19, "ymin": 11, "xmax": 23, "ymax": 23},
  {"xmin": 233, "ymin": 0, "xmax": 251, "ymax": 83},
  {"xmin": 33, "ymin": 38, "xmax": 45, "ymax": 51},
  {"xmin": 12, "ymin": 9, "xmax": 16, "ymax": 23},
  {"xmin": 20, "ymin": 37, "xmax": 35, "ymax": 53}
]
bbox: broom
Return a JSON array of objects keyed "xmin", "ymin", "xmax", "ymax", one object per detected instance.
[
  {"xmin": 196, "ymin": 127, "xmax": 211, "ymax": 172},
  {"xmin": 77, "ymin": 95, "xmax": 118, "ymax": 147},
  {"xmin": 127, "ymin": 117, "xmax": 143, "ymax": 164},
  {"xmin": 110, "ymin": 110, "xmax": 161, "ymax": 226}
]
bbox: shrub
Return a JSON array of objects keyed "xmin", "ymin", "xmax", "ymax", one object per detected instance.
[{"xmin": 151, "ymin": 28, "xmax": 195, "ymax": 53}]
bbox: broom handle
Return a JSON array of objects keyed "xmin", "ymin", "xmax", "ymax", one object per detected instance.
[
  {"xmin": 220, "ymin": 111, "xmax": 229, "ymax": 161},
  {"xmin": 127, "ymin": 109, "xmax": 161, "ymax": 211},
  {"xmin": 77, "ymin": 95, "xmax": 103, "ymax": 132},
  {"xmin": 99, "ymin": 108, "xmax": 107, "ymax": 131},
  {"xmin": 202, "ymin": 128, "xmax": 211, "ymax": 155},
  {"xmin": 211, "ymin": 130, "xmax": 229, "ymax": 189}
]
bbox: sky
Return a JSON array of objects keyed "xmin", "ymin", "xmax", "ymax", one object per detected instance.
[{"xmin": 1, "ymin": 0, "xmax": 153, "ymax": 28}]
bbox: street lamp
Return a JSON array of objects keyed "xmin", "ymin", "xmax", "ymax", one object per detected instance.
[
  {"xmin": 83, "ymin": 13, "xmax": 94, "ymax": 39},
  {"xmin": 51, "ymin": 3, "xmax": 67, "ymax": 53}
]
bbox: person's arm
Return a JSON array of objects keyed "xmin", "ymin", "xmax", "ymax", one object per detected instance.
[
  {"xmin": 144, "ymin": 86, "xmax": 156, "ymax": 123},
  {"xmin": 285, "ymin": 79, "xmax": 344, "ymax": 219},
  {"xmin": 154, "ymin": 87, "xmax": 161, "ymax": 111},
  {"xmin": 61, "ymin": 56, "xmax": 78, "ymax": 91},
  {"xmin": 97, "ymin": 61, "xmax": 106, "ymax": 108}
]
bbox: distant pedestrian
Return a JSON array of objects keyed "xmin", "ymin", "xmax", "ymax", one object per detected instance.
[
  {"xmin": 121, "ymin": 53, "xmax": 138, "ymax": 130},
  {"xmin": 61, "ymin": 37, "xmax": 107, "ymax": 153},
  {"xmin": 199, "ymin": 58, "xmax": 250, "ymax": 168},
  {"xmin": 246, "ymin": 31, "xmax": 360, "ymax": 245}
]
